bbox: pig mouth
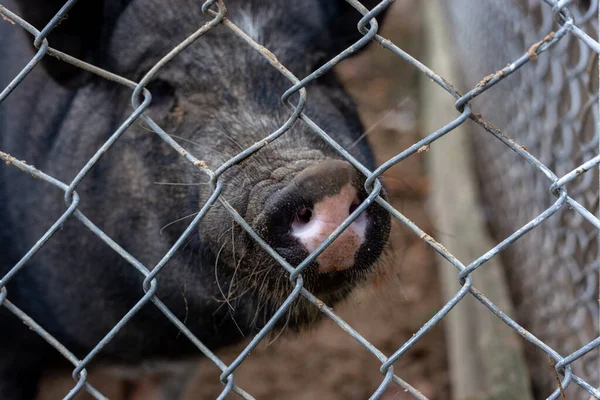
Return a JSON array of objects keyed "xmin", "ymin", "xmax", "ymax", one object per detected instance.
[
  {"xmin": 276, "ymin": 246, "xmax": 383, "ymax": 294},
  {"xmin": 308, "ymin": 267, "xmax": 375, "ymax": 298}
]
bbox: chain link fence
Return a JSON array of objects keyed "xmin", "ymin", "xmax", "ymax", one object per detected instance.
[
  {"xmin": 444, "ymin": 0, "xmax": 599, "ymax": 398},
  {"xmin": 0, "ymin": 0, "xmax": 598, "ymax": 399}
]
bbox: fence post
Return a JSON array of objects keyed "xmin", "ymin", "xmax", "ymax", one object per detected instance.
[{"xmin": 421, "ymin": 1, "xmax": 534, "ymax": 399}]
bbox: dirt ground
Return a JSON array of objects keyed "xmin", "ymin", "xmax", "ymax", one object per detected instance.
[{"xmin": 37, "ymin": 1, "xmax": 450, "ymax": 399}]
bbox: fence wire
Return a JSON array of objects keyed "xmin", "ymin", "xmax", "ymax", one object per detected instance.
[
  {"xmin": 0, "ymin": 0, "xmax": 598, "ymax": 399},
  {"xmin": 445, "ymin": 0, "xmax": 600, "ymax": 398}
]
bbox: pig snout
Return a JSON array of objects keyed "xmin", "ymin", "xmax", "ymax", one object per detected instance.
[
  {"xmin": 291, "ymin": 182, "xmax": 366, "ymax": 273},
  {"xmin": 255, "ymin": 160, "xmax": 390, "ymax": 276}
]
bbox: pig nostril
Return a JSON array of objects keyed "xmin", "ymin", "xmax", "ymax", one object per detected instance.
[
  {"xmin": 295, "ymin": 208, "xmax": 312, "ymax": 224},
  {"xmin": 348, "ymin": 202, "xmax": 359, "ymax": 216}
]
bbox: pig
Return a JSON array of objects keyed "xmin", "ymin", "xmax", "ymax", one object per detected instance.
[{"xmin": 0, "ymin": 0, "xmax": 391, "ymax": 399}]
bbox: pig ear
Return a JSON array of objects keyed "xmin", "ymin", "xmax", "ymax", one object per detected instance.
[
  {"xmin": 322, "ymin": 0, "xmax": 390, "ymax": 57},
  {"xmin": 13, "ymin": 0, "xmax": 112, "ymax": 88}
]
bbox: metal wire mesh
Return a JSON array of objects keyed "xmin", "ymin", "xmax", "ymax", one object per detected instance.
[
  {"xmin": 0, "ymin": 0, "xmax": 598, "ymax": 399},
  {"xmin": 444, "ymin": 0, "xmax": 600, "ymax": 398}
]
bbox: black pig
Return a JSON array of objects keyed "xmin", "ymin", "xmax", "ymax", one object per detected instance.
[{"xmin": 0, "ymin": 0, "xmax": 391, "ymax": 398}]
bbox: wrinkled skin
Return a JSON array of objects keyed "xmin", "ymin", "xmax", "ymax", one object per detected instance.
[{"xmin": 0, "ymin": 0, "xmax": 390, "ymax": 398}]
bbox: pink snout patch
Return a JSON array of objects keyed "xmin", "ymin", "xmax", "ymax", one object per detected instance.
[{"xmin": 291, "ymin": 184, "xmax": 367, "ymax": 273}]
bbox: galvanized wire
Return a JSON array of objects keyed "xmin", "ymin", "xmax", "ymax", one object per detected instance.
[
  {"xmin": 0, "ymin": 1, "xmax": 598, "ymax": 399},
  {"xmin": 445, "ymin": 0, "xmax": 600, "ymax": 398}
]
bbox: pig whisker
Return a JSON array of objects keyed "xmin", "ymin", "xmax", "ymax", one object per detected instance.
[
  {"xmin": 167, "ymin": 133, "xmax": 229, "ymax": 166},
  {"xmin": 175, "ymin": 281, "xmax": 189, "ymax": 340},
  {"xmin": 180, "ymin": 233, "xmax": 198, "ymax": 253},
  {"xmin": 159, "ymin": 212, "xmax": 200, "ymax": 234},
  {"xmin": 219, "ymin": 189, "xmax": 250, "ymax": 207},
  {"xmin": 214, "ymin": 241, "xmax": 232, "ymax": 310},
  {"xmin": 137, "ymin": 119, "xmax": 157, "ymax": 133},
  {"xmin": 249, "ymin": 295, "xmax": 265, "ymax": 329},
  {"xmin": 226, "ymin": 258, "xmax": 244, "ymax": 299},
  {"xmin": 168, "ymin": 134, "xmax": 204, "ymax": 148},
  {"xmin": 221, "ymin": 280, "xmax": 253, "ymax": 304},
  {"xmin": 347, "ymin": 98, "xmax": 411, "ymax": 149},
  {"xmin": 231, "ymin": 220, "xmax": 237, "ymax": 272},
  {"xmin": 215, "ymin": 225, "xmax": 235, "ymax": 250},
  {"xmin": 215, "ymin": 115, "xmax": 245, "ymax": 151},
  {"xmin": 256, "ymin": 263, "xmax": 292, "ymax": 331},
  {"xmin": 233, "ymin": 265, "xmax": 270, "ymax": 291},
  {"xmin": 225, "ymin": 221, "xmax": 241, "ymax": 305},
  {"xmin": 213, "ymin": 241, "xmax": 229, "ymax": 306},
  {"xmin": 376, "ymin": 175, "xmax": 427, "ymax": 199},
  {"xmin": 250, "ymin": 267, "xmax": 273, "ymax": 328},
  {"xmin": 267, "ymin": 273, "xmax": 297, "ymax": 345},
  {"xmin": 221, "ymin": 272, "xmax": 265, "ymax": 316},
  {"xmin": 266, "ymin": 302, "xmax": 292, "ymax": 346},
  {"xmin": 153, "ymin": 181, "xmax": 208, "ymax": 186},
  {"xmin": 214, "ymin": 240, "xmax": 245, "ymax": 337}
]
